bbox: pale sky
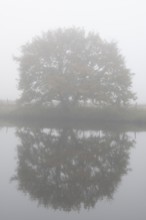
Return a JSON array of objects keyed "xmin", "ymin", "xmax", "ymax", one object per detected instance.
[{"xmin": 0, "ymin": 0, "xmax": 146, "ymax": 103}]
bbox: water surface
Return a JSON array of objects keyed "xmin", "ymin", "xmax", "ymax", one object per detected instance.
[{"xmin": 1, "ymin": 125, "xmax": 146, "ymax": 220}]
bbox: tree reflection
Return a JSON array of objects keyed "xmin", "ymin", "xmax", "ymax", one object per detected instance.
[{"xmin": 13, "ymin": 127, "xmax": 135, "ymax": 211}]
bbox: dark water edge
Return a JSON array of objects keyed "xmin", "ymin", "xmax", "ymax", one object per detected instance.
[
  {"xmin": 1, "ymin": 106, "xmax": 146, "ymax": 130},
  {"xmin": 1, "ymin": 117, "xmax": 146, "ymax": 133}
]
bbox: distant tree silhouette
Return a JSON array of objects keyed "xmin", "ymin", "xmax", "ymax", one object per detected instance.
[
  {"xmin": 15, "ymin": 28, "xmax": 136, "ymax": 109},
  {"xmin": 12, "ymin": 127, "xmax": 135, "ymax": 211}
]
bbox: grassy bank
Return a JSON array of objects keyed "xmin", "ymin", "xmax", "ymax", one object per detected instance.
[{"xmin": 0, "ymin": 102, "xmax": 146, "ymax": 126}]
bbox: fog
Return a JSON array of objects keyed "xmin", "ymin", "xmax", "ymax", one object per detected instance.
[
  {"xmin": 1, "ymin": 2, "xmax": 146, "ymax": 218},
  {"xmin": 0, "ymin": 0, "xmax": 145, "ymax": 103}
]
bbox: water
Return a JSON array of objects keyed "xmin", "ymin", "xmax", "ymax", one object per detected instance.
[{"xmin": 0, "ymin": 125, "xmax": 146, "ymax": 220}]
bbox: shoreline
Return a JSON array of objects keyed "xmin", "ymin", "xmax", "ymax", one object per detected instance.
[{"xmin": 0, "ymin": 107, "xmax": 146, "ymax": 131}]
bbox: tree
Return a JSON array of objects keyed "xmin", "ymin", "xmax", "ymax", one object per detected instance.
[{"xmin": 15, "ymin": 28, "xmax": 136, "ymax": 108}]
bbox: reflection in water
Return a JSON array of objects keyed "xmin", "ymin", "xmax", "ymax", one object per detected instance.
[{"xmin": 13, "ymin": 127, "xmax": 135, "ymax": 211}]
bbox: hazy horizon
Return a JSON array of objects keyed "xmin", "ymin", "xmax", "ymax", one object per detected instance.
[{"xmin": 0, "ymin": 0, "xmax": 146, "ymax": 103}]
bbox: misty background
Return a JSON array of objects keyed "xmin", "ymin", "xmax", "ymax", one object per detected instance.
[{"xmin": 0, "ymin": 0, "xmax": 145, "ymax": 103}]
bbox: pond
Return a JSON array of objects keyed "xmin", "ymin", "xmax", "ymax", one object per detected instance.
[{"xmin": 1, "ymin": 124, "xmax": 146, "ymax": 220}]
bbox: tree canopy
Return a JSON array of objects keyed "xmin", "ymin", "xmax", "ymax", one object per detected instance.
[{"xmin": 16, "ymin": 28, "xmax": 136, "ymax": 109}]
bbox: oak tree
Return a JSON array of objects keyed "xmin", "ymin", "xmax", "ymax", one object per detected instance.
[{"xmin": 16, "ymin": 28, "xmax": 135, "ymax": 108}]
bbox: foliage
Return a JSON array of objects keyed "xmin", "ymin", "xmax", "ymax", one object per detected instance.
[{"xmin": 15, "ymin": 28, "xmax": 136, "ymax": 108}]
